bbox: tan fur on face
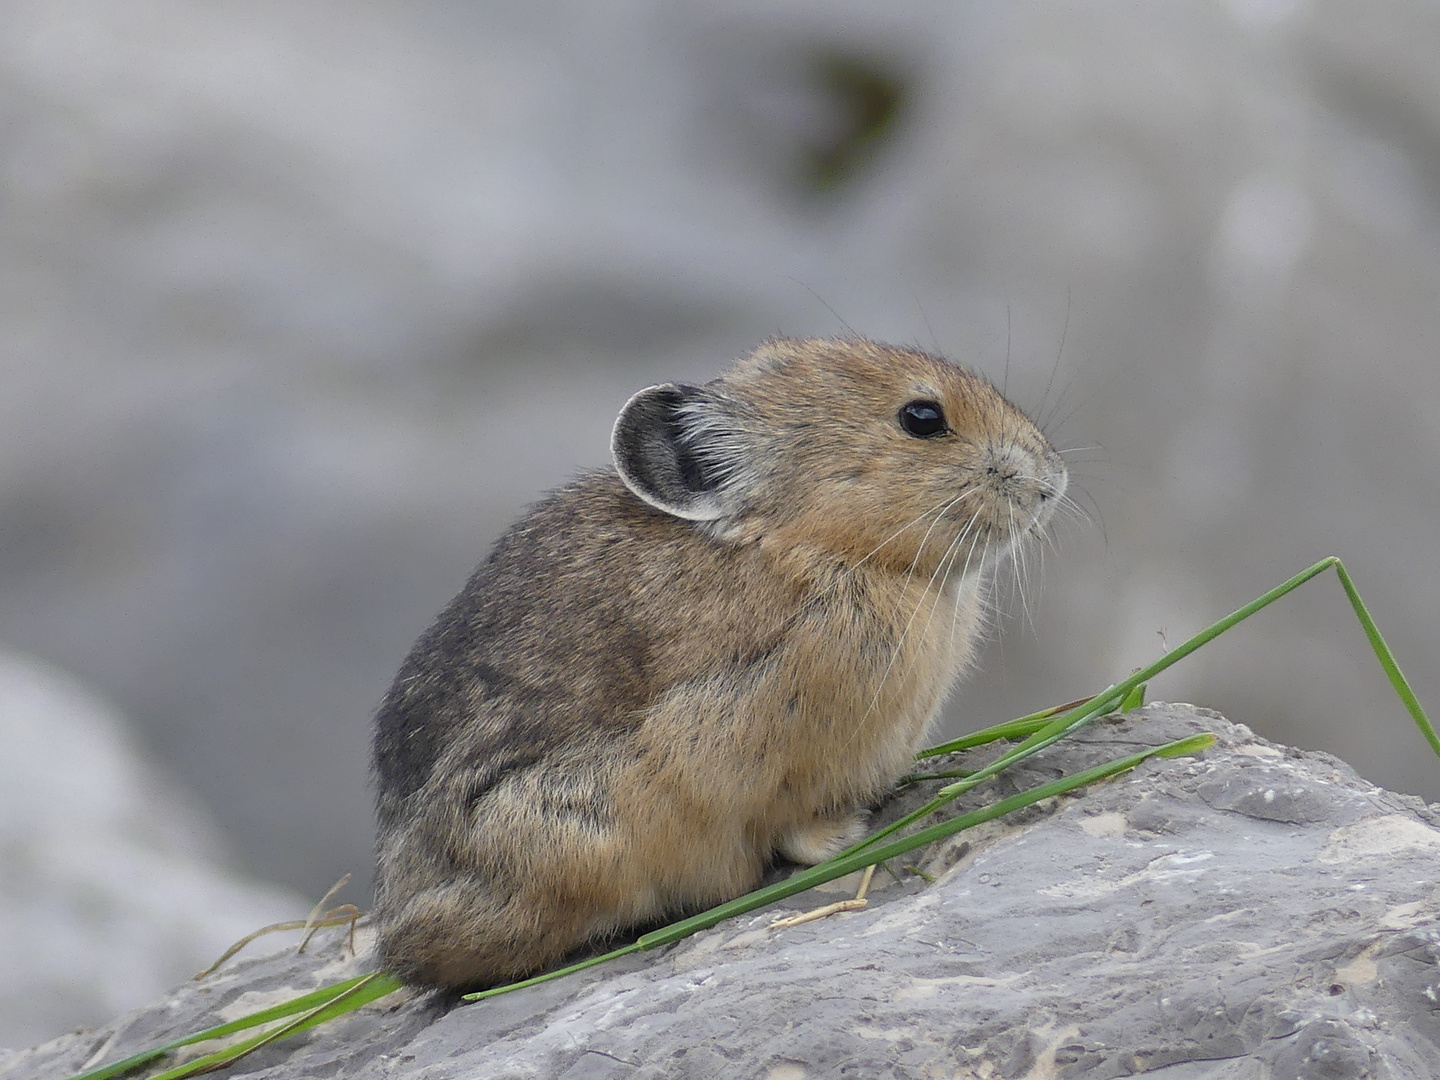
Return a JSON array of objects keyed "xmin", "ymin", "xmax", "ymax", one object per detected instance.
[
  {"xmin": 712, "ymin": 338, "xmax": 1064, "ymax": 574},
  {"xmin": 371, "ymin": 337, "xmax": 1067, "ymax": 991}
]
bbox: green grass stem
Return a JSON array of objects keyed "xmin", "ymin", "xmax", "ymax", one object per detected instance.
[
  {"xmin": 462, "ymin": 943, "xmax": 646, "ymax": 1002},
  {"xmin": 138, "ymin": 972, "xmax": 397, "ymax": 1080},
  {"xmin": 915, "ymin": 695, "xmax": 1093, "ymax": 758},
  {"xmin": 866, "ymin": 557, "xmax": 1435, "ymax": 860},
  {"xmin": 1120, "ymin": 682, "xmax": 1147, "ymax": 712},
  {"xmin": 65, "ymin": 973, "xmax": 402, "ymax": 1080},
  {"xmin": 1333, "ymin": 560, "xmax": 1440, "ymax": 758}
]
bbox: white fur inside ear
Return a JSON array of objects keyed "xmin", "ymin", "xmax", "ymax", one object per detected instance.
[{"xmin": 611, "ymin": 384, "xmax": 729, "ymax": 522}]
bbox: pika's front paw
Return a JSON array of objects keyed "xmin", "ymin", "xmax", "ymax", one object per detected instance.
[{"xmin": 777, "ymin": 810, "xmax": 870, "ymax": 865}]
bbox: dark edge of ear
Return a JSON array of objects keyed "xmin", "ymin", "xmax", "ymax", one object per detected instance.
[{"xmin": 611, "ymin": 383, "xmax": 726, "ymax": 521}]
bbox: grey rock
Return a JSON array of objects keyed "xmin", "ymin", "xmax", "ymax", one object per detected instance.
[
  {"xmin": 7, "ymin": 704, "xmax": 1440, "ymax": 1078},
  {"xmin": 0, "ymin": 653, "xmax": 307, "ymax": 1051}
]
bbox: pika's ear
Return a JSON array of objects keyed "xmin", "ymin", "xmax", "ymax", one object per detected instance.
[{"xmin": 611, "ymin": 383, "xmax": 734, "ymax": 521}]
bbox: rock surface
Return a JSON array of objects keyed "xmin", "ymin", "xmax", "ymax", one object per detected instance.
[
  {"xmin": 7, "ymin": 703, "xmax": 1440, "ymax": 1079},
  {"xmin": 0, "ymin": 653, "xmax": 306, "ymax": 1051}
]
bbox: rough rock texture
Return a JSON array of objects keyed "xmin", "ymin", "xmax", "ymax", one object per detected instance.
[
  {"xmin": 7, "ymin": 703, "xmax": 1440, "ymax": 1079},
  {"xmin": 0, "ymin": 653, "xmax": 306, "ymax": 1050}
]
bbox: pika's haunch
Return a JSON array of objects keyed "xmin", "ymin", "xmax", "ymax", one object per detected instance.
[{"xmin": 372, "ymin": 337, "xmax": 1067, "ymax": 991}]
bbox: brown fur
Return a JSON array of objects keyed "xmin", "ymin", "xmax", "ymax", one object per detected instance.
[{"xmin": 372, "ymin": 337, "xmax": 1067, "ymax": 990}]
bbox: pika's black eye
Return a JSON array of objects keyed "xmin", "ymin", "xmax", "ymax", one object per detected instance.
[{"xmin": 898, "ymin": 399, "xmax": 947, "ymax": 438}]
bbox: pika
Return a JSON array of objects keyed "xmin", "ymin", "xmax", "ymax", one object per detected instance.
[{"xmin": 372, "ymin": 337, "xmax": 1067, "ymax": 991}]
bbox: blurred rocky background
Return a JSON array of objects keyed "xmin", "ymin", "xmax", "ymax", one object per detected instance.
[
  {"xmin": 3, "ymin": 0, "xmax": 1439, "ymax": 1047},
  {"xmin": 0, "ymin": 652, "xmax": 304, "ymax": 1049}
]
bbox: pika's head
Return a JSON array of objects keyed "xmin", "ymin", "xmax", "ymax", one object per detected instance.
[{"xmin": 612, "ymin": 338, "xmax": 1067, "ymax": 579}]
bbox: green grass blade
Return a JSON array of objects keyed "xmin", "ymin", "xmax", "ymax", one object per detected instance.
[
  {"xmin": 916, "ymin": 560, "xmax": 1346, "ymax": 779},
  {"xmin": 910, "ymin": 556, "xmax": 1426, "ymax": 823},
  {"xmin": 867, "ymin": 559, "xmax": 1363, "ymax": 863},
  {"xmin": 461, "ymin": 943, "xmax": 646, "ymax": 1002},
  {"xmin": 634, "ymin": 732, "xmax": 1214, "ymax": 949},
  {"xmin": 1333, "ymin": 561, "xmax": 1440, "ymax": 759},
  {"xmin": 1110, "ymin": 557, "xmax": 1339, "ymax": 693},
  {"xmin": 1087, "ymin": 557, "xmax": 1434, "ymax": 762},
  {"xmin": 67, "ymin": 1045, "xmax": 188, "ymax": 1080},
  {"xmin": 903, "ymin": 768, "xmax": 974, "ymax": 782},
  {"xmin": 916, "ymin": 696, "xmax": 1095, "ymax": 758},
  {"xmin": 64, "ymin": 973, "xmax": 403, "ymax": 1080},
  {"xmin": 850, "ymin": 685, "xmax": 1129, "ymax": 858},
  {"xmin": 136, "ymin": 972, "xmax": 398, "ymax": 1080},
  {"xmin": 938, "ymin": 687, "xmax": 1127, "ymax": 792},
  {"xmin": 928, "ymin": 558, "xmax": 1338, "ymax": 802},
  {"xmin": 1120, "ymin": 681, "xmax": 1147, "ymax": 712}
]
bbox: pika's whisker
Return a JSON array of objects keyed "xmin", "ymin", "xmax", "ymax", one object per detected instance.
[
  {"xmin": 943, "ymin": 517, "xmax": 986, "ymax": 658},
  {"xmin": 847, "ymin": 507, "xmax": 980, "ymax": 749},
  {"xmin": 901, "ymin": 491, "xmax": 972, "ymax": 590},
  {"xmin": 849, "ymin": 494, "xmax": 963, "ymax": 574}
]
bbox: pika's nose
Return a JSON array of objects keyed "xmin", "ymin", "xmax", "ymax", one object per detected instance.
[
  {"xmin": 981, "ymin": 441, "xmax": 1066, "ymax": 521},
  {"xmin": 981, "ymin": 444, "xmax": 1029, "ymax": 489}
]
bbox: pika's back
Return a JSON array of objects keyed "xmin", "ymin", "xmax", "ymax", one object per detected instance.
[{"xmin": 371, "ymin": 470, "xmax": 803, "ymax": 822}]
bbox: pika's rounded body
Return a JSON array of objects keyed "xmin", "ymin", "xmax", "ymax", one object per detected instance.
[{"xmin": 373, "ymin": 338, "xmax": 1066, "ymax": 990}]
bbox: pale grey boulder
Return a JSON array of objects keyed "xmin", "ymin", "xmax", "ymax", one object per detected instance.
[
  {"xmin": 0, "ymin": 653, "xmax": 306, "ymax": 1050},
  {"xmin": 6, "ymin": 703, "xmax": 1439, "ymax": 1078}
]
